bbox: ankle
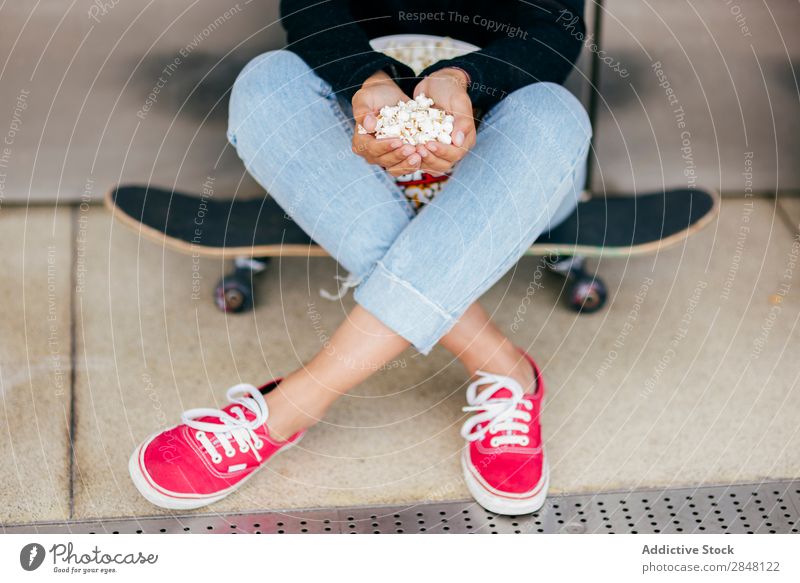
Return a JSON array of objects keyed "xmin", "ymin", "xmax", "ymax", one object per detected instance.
[
  {"xmin": 264, "ymin": 405, "xmax": 318, "ymax": 442},
  {"xmin": 264, "ymin": 375, "xmax": 332, "ymax": 441},
  {"xmin": 508, "ymin": 356, "xmax": 537, "ymax": 395},
  {"xmin": 466, "ymin": 345, "xmax": 537, "ymax": 394}
]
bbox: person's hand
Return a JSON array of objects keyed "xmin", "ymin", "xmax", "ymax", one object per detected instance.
[
  {"xmin": 413, "ymin": 68, "xmax": 476, "ymax": 176},
  {"xmin": 351, "ymin": 71, "xmax": 423, "ymax": 177}
]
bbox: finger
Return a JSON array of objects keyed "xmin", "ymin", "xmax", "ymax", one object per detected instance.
[
  {"xmin": 415, "ymin": 144, "xmax": 441, "ymax": 160},
  {"xmin": 419, "ymin": 153, "xmax": 453, "ymax": 175},
  {"xmin": 362, "ymin": 113, "xmax": 377, "ymax": 133},
  {"xmin": 455, "ymin": 128, "xmax": 478, "ymax": 150},
  {"xmin": 366, "ymin": 137, "xmax": 405, "ymax": 158},
  {"xmin": 448, "ymin": 97, "xmax": 476, "ymax": 147},
  {"xmin": 352, "ymin": 134, "xmax": 402, "ymax": 162},
  {"xmin": 351, "ymin": 98, "xmax": 375, "ymax": 128},
  {"xmin": 451, "ymin": 115, "xmax": 476, "ymax": 148},
  {"xmin": 376, "ymin": 144, "xmax": 416, "ymax": 168},
  {"xmin": 351, "ymin": 133, "xmax": 376, "ymax": 161},
  {"xmin": 386, "ymin": 153, "xmax": 421, "ymax": 177},
  {"xmin": 452, "ymin": 126, "xmax": 477, "ymax": 148},
  {"xmin": 412, "ymin": 79, "xmax": 428, "ymax": 100},
  {"xmin": 424, "ymin": 141, "xmax": 466, "ymax": 163}
]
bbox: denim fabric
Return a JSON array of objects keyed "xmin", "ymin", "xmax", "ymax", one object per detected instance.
[{"xmin": 228, "ymin": 50, "xmax": 592, "ymax": 354}]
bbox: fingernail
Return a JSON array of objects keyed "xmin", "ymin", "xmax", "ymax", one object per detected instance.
[
  {"xmin": 419, "ymin": 148, "xmax": 428, "ymax": 158},
  {"xmin": 427, "ymin": 143, "xmax": 437, "ymax": 152},
  {"xmin": 401, "ymin": 146, "xmax": 414, "ymax": 156},
  {"xmin": 391, "ymin": 140, "xmax": 402, "ymax": 149},
  {"xmin": 454, "ymin": 131, "xmax": 465, "ymax": 147},
  {"xmin": 408, "ymin": 154, "xmax": 420, "ymax": 165}
]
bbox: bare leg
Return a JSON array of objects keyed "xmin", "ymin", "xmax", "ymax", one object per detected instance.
[
  {"xmin": 267, "ymin": 300, "xmax": 534, "ymax": 440},
  {"xmin": 438, "ymin": 302, "xmax": 537, "ymax": 394},
  {"xmin": 265, "ymin": 305, "xmax": 409, "ymax": 440}
]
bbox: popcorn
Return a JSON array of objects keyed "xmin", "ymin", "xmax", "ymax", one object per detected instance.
[{"xmin": 357, "ymin": 94, "xmax": 455, "ymax": 146}]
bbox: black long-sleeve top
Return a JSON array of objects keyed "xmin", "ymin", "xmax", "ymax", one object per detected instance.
[{"xmin": 280, "ymin": 0, "xmax": 585, "ymax": 110}]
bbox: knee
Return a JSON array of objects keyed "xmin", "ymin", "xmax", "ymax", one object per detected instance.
[
  {"xmin": 227, "ymin": 50, "xmax": 316, "ymax": 150},
  {"xmin": 501, "ymin": 82, "xmax": 592, "ymax": 158}
]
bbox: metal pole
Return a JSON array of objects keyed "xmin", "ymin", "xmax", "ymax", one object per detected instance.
[{"xmin": 585, "ymin": 0, "xmax": 605, "ymax": 193}]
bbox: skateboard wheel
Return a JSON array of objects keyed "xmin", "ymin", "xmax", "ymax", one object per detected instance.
[
  {"xmin": 215, "ymin": 277, "xmax": 253, "ymax": 313},
  {"xmin": 568, "ymin": 278, "xmax": 607, "ymax": 313}
]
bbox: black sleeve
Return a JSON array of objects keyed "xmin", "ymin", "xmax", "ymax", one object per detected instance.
[
  {"xmin": 419, "ymin": 1, "xmax": 586, "ymax": 110},
  {"xmin": 280, "ymin": 0, "xmax": 417, "ymax": 100}
]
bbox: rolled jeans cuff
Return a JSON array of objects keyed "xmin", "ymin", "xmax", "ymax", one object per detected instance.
[{"xmin": 353, "ymin": 261, "xmax": 458, "ymax": 355}]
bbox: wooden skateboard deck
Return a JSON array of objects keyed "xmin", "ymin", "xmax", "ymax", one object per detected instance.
[{"xmin": 105, "ymin": 185, "xmax": 719, "ymax": 259}]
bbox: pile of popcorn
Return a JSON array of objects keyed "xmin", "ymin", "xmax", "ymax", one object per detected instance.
[
  {"xmin": 358, "ymin": 94, "xmax": 455, "ymax": 145},
  {"xmin": 380, "ymin": 37, "xmax": 468, "ymax": 75}
]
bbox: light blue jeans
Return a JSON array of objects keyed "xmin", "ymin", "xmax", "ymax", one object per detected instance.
[{"xmin": 228, "ymin": 50, "xmax": 592, "ymax": 354}]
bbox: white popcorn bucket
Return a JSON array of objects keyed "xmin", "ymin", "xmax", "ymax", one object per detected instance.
[{"xmin": 369, "ymin": 34, "xmax": 480, "ymax": 76}]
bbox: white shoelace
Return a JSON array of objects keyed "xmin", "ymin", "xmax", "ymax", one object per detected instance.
[
  {"xmin": 460, "ymin": 372, "xmax": 534, "ymax": 448},
  {"xmin": 320, "ymin": 272, "xmax": 361, "ymax": 300},
  {"xmin": 182, "ymin": 384, "xmax": 268, "ymax": 465}
]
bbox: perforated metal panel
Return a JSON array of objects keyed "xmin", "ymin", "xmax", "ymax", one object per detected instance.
[{"xmin": 4, "ymin": 481, "xmax": 798, "ymax": 534}]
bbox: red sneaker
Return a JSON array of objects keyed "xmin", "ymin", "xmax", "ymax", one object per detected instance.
[
  {"xmin": 129, "ymin": 380, "xmax": 303, "ymax": 510},
  {"xmin": 460, "ymin": 354, "xmax": 548, "ymax": 515}
]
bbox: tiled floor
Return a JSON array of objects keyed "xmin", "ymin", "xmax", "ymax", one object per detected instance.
[
  {"xmin": 780, "ymin": 197, "xmax": 800, "ymax": 231},
  {"xmin": 1, "ymin": 195, "xmax": 799, "ymax": 524},
  {"xmin": 0, "ymin": 207, "xmax": 72, "ymax": 523}
]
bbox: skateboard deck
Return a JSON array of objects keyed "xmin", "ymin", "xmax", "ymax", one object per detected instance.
[{"xmin": 105, "ymin": 185, "xmax": 719, "ymax": 259}]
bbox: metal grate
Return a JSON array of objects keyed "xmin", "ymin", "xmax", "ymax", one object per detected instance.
[{"xmin": 4, "ymin": 481, "xmax": 799, "ymax": 534}]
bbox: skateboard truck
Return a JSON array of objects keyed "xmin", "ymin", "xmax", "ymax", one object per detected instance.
[
  {"xmin": 214, "ymin": 257, "xmax": 270, "ymax": 313},
  {"xmin": 544, "ymin": 255, "xmax": 608, "ymax": 313}
]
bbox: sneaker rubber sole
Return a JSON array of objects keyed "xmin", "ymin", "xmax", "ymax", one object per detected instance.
[
  {"xmin": 128, "ymin": 431, "xmax": 302, "ymax": 510},
  {"xmin": 461, "ymin": 447, "xmax": 550, "ymax": 516}
]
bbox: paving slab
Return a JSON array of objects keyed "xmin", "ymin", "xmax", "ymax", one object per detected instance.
[
  {"xmin": 0, "ymin": 207, "xmax": 72, "ymax": 524},
  {"xmin": 778, "ymin": 196, "xmax": 800, "ymax": 233}
]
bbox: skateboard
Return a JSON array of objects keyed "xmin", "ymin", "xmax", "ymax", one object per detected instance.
[{"xmin": 105, "ymin": 184, "xmax": 719, "ymax": 314}]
